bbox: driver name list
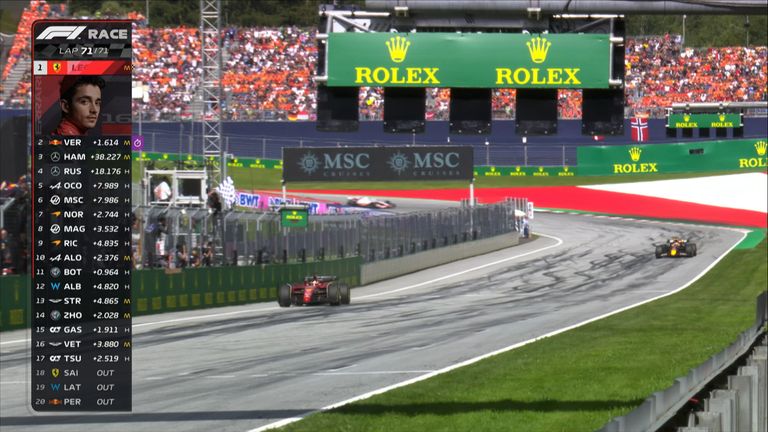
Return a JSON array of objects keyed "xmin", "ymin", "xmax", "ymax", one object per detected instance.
[{"xmin": 31, "ymin": 20, "xmax": 132, "ymax": 411}]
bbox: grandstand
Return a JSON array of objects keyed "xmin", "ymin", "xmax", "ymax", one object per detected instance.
[
  {"xmin": 0, "ymin": 3, "xmax": 766, "ymax": 432},
  {"xmin": 1, "ymin": 1, "xmax": 765, "ymax": 121},
  {"xmin": 0, "ymin": 0, "xmax": 767, "ymax": 277}
]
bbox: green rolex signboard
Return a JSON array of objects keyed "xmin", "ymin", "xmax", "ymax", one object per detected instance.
[
  {"xmin": 280, "ymin": 206, "xmax": 309, "ymax": 228},
  {"xmin": 667, "ymin": 113, "xmax": 742, "ymax": 128},
  {"xmin": 474, "ymin": 166, "xmax": 577, "ymax": 177},
  {"xmin": 326, "ymin": 33, "xmax": 611, "ymax": 88},
  {"xmin": 577, "ymin": 138, "xmax": 767, "ymax": 175}
]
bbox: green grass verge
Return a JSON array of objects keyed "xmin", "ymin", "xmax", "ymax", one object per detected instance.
[
  {"xmin": 736, "ymin": 229, "xmax": 767, "ymax": 250},
  {"xmin": 132, "ymin": 161, "xmax": 763, "ymax": 191},
  {"xmin": 279, "ymin": 239, "xmax": 767, "ymax": 432}
]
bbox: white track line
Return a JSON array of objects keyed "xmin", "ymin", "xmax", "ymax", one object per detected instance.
[
  {"xmin": 247, "ymin": 229, "xmax": 747, "ymax": 432},
  {"xmin": 0, "ymin": 235, "xmax": 562, "ymax": 347},
  {"xmin": 355, "ymin": 233, "xmax": 563, "ymax": 300}
]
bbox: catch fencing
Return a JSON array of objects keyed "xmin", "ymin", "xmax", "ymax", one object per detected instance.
[{"xmin": 132, "ymin": 198, "xmax": 526, "ymax": 269}]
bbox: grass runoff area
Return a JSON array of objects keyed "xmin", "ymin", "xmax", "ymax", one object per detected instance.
[{"xmin": 278, "ymin": 239, "xmax": 766, "ymax": 432}]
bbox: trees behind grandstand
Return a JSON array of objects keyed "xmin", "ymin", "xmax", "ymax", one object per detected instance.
[
  {"xmin": 7, "ymin": 1, "xmax": 765, "ymax": 46},
  {"xmin": 42, "ymin": 1, "xmax": 766, "ymax": 46},
  {"xmin": 50, "ymin": 0, "xmax": 364, "ymax": 27},
  {"xmin": 628, "ymin": 14, "xmax": 766, "ymax": 47}
]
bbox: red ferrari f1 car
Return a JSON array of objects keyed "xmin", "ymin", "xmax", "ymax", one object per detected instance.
[
  {"xmin": 277, "ymin": 275, "xmax": 351, "ymax": 307},
  {"xmin": 655, "ymin": 237, "xmax": 697, "ymax": 258}
]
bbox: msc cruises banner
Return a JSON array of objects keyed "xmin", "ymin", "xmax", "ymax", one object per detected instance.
[{"xmin": 283, "ymin": 146, "xmax": 474, "ymax": 182}]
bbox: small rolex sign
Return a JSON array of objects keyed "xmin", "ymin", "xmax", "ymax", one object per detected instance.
[{"xmin": 280, "ymin": 205, "xmax": 309, "ymax": 228}]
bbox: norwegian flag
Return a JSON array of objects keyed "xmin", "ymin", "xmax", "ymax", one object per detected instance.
[{"xmin": 630, "ymin": 117, "xmax": 649, "ymax": 142}]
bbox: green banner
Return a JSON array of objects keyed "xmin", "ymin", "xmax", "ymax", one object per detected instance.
[
  {"xmin": 577, "ymin": 138, "xmax": 767, "ymax": 175},
  {"xmin": 0, "ymin": 276, "xmax": 29, "ymax": 331},
  {"xmin": 280, "ymin": 208, "xmax": 309, "ymax": 228},
  {"xmin": 131, "ymin": 259, "xmax": 360, "ymax": 316},
  {"xmin": 327, "ymin": 33, "xmax": 610, "ymax": 88},
  {"xmin": 667, "ymin": 113, "xmax": 742, "ymax": 129},
  {"xmin": 133, "ymin": 152, "xmax": 283, "ymax": 170},
  {"xmin": 474, "ymin": 166, "xmax": 577, "ymax": 177},
  {"xmin": 2, "ymin": 259, "xmax": 361, "ymax": 331}
]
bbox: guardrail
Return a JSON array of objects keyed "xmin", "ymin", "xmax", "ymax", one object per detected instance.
[
  {"xmin": 599, "ymin": 291, "xmax": 768, "ymax": 432},
  {"xmin": 675, "ymin": 340, "xmax": 767, "ymax": 432}
]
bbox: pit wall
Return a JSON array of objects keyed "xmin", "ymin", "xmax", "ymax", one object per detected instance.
[
  {"xmin": 0, "ymin": 258, "xmax": 361, "ymax": 332},
  {"xmin": 1, "ymin": 230, "xmax": 521, "ymax": 331},
  {"xmin": 361, "ymin": 232, "xmax": 519, "ymax": 285}
]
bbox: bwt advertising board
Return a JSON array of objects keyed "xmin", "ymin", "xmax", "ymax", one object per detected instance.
[{"xmin": 283, "ymin": 146, "xmax": 474, "ymax": 182}]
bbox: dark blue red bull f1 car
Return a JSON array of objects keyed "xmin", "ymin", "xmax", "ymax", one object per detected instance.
[{"xmin": 655, "ymin": 237, "xmax": 697, "ymax": 258}]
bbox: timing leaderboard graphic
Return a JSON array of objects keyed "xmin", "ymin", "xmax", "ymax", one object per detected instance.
[{"xmin": 31, "ymin": 20, "xmax": 132, "ymax": 411}]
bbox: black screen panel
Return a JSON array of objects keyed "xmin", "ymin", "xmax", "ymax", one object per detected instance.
[
  {"xmin": 0, "ymin": 115, "xmax": 27, "ymax": 183},
  {"xmin": 515, "ymin": 88, "xmax": 557, "ymax": 135},
  {"xmin": 449, "ymin": 88, "xmax": 491, "ymax": 135},
  {"xmin": 316, "ymin": 85, "xmax": 359, "ymax": 132},
  {"xmin": 384, "ymin": 87, "xmax": 425, "ymax": 133},
  {"xmin": 582, "ymin": 88, "xmax": 624, "ymax": 135}
]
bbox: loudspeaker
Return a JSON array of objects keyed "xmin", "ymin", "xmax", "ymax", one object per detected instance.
[
  {"xmin": 698, "ymin": 128, "xmax": 710, "ymax": 138},
  {"xmin": 515, "ymin": 88, "xmax": 557, "ymax": 135},
  {"xmin": 666, "ymin": 127, "xmax": 677, "ymax": 138},
  {"xmin": 715, "ymin": 128, "xmax": 728, "ymax": 138},
  {"xmin": 316, "ymin": 85, "xmax": 359, "ymax": 132},
  {"xmin": 384, "ymin": 87, "xmax": 425, "ymax": 133},
  {"xmin": 582, "ymin": 89, "xmax": 624, "ymax": 135},
  {"xmin": 0, "ymin": 116, "xmax": 28, "ymax": 183},
  {"xmin": 582, "ymin": 18, "xmax": 625, "ymax": 136},
  {"xmin": 682, "ymin": 128, "xmax": 693, "ymax": 138},
  {"xmin": 449, "ymin": 88, "xmax": 491, "ymax": 135}
]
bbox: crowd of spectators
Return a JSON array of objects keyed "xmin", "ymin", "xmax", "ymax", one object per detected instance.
[
  {"xmin": 1, "ymin": 2, "xmax": 766, "ymax": 119},
  {"xmin": 1, "ymin": 1, "xmax": 66, "ymax": 108},
  {"xmin": 0, "ymin": 174, "xmax": 31, "ymax": 275},
  {"xmin": 625, "ymin": 34, "xmax": 767, "ymax": 117},
  {"xmin": 132, "ymin": 25, "xmax": 202, "ymax": 120},
  {"xmin": 222, "ymin": 27, "xmax": 317, "ymax": 120}
]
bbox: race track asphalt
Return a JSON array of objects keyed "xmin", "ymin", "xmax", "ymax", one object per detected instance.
[{"xmin": 0, "ymin": 212, "xmax": 745, "ymax": 432}]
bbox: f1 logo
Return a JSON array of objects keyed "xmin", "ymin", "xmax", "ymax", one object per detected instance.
[{"xmin": 37, "ymin": 26, "xmax": 86, "ymax": 40}]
